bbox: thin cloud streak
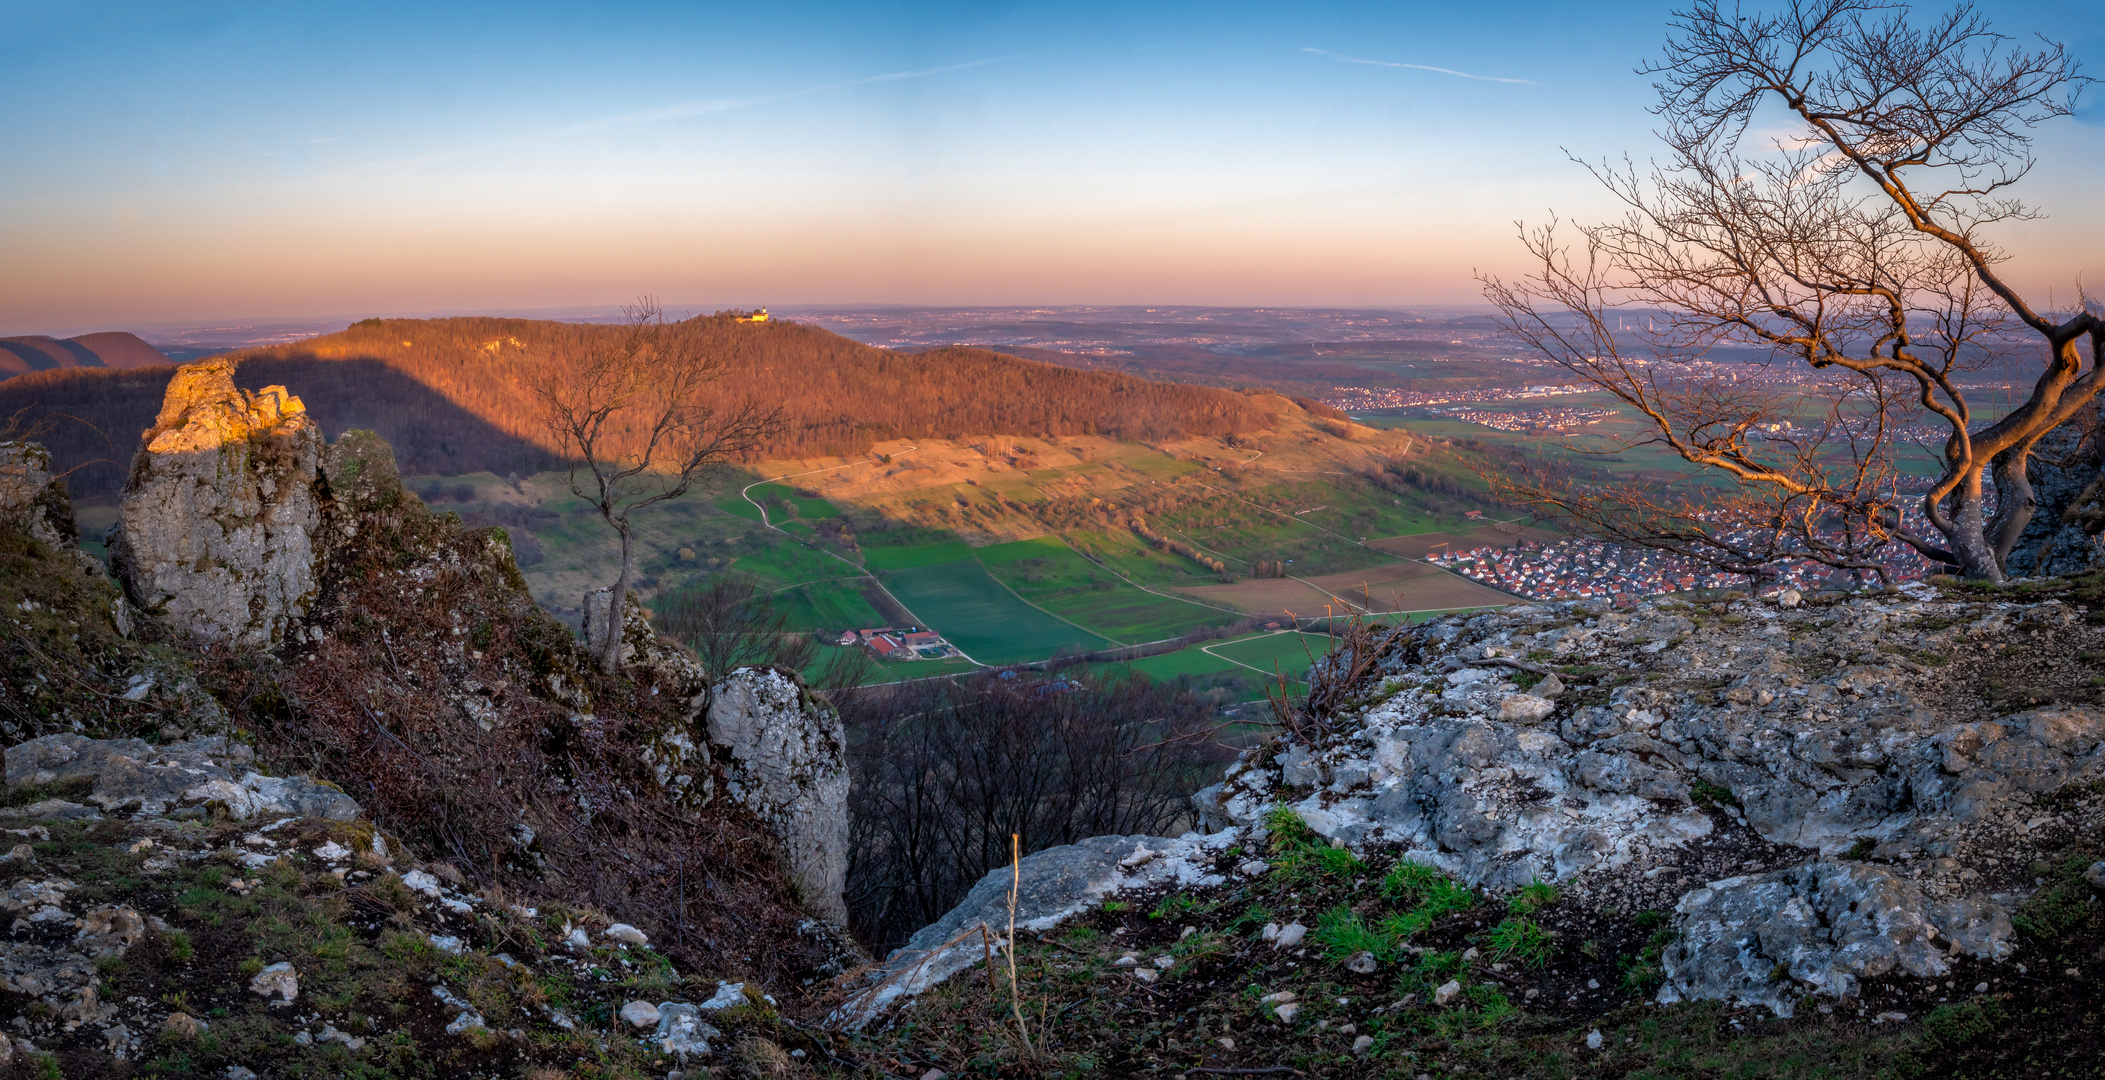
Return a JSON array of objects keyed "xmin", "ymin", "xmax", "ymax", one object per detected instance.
[
  {"xmin": 1301, "ymin": 47, "xmax": 1536, "ymax": 85},
  {"xmin": 372, "ymin": 57, "xmax": 1012, "ymax": 171},
  {"xmin": 544, "ymin": 57, "xmax": 1012, "ymax": 138}
]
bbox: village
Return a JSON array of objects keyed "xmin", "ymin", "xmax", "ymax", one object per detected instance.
[{"xmin": 1425, "ymin": 535, "xmax": 1922, "ymax": 604}]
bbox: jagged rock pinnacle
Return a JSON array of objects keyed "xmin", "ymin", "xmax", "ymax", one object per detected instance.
[{"xmin": 109, "ymin": 357, "xmax": 324, "ymax": 649}]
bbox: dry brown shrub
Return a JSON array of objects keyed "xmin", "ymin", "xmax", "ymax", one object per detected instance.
[{"xmin": 199, "ymin": 484, "xmax": 839, "ymax": 995}]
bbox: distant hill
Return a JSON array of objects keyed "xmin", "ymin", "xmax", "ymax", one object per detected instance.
[
  {"xmin": 0, "ymin": 331, "xmax": 169, "ymax": 379},
  {"xmin": 0, "ymin": 314, "xmax": 1282, "ymax": 498}
]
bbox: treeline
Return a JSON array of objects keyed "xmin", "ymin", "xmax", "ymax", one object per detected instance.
[
  {"xmin": 0, "ymin": 313, "xmax": 1280, "ymax": 499},
  {"xmin": 1124, "ymin": 510, "xmax": 1228, "ymax": 575},
  {"xmin": 841, "ymin": 670, "xmax": 1226, "ymax": 951},
  {"xmin": 1371, "ymin": 460, "xmax": 1481, "ymax": 500}
]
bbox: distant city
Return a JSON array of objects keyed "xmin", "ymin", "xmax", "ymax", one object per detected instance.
[{"xmin": 1322, "ymin": 383, "xmax": 1592, "ymax": 411}]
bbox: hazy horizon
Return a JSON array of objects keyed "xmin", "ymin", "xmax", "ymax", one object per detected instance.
[
  {"xmin": 4, "ymin": 0, "xmax": 2098, "ymax": 331},
  {"xmin": 3, "ymin": 302, "xmax": 1504, "ymax": 348}
]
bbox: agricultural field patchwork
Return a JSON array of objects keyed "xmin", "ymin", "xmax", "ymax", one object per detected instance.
[
  {"xmin": 977, "ymin": 537, "xmax": 1234, "ymax": 643},
  {"xmin": 876, "ymin": 557, "xmax": 1115, "ymax": 665},
  {"xmin": 394, "ymin": 411, "xmax": 1520, "ymax": 672}
]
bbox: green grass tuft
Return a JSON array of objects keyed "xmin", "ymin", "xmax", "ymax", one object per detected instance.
[
  {"xmin": 1508, "ymin": 879, "xmax": 1558, "ymax": 916},
  {"xmin": 1485, "ymin": 916, "xmax": 1555, "ymax": 967},
  {"xmin": 1312, "ymin": 905, "xmax": 1398, "ymax": 963}
]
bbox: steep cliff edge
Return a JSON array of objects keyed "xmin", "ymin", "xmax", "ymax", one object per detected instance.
[{"xmin": 1, "ymin": 359, "xmax": 862, "ymax": 1078}]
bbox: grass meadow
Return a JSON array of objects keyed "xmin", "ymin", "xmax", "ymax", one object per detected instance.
[{"xmin": 876, "ymin": 553, "xmax": 1115, "ymax": 664}]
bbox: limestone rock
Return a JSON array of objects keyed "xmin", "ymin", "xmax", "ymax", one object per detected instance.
[
  {"xmin": 653, "ymin": 1002, "xmax": 720, "ymax": 1058},
  {"xmin": 707, "ymin": 666, "xmax": 850, "ymax": 923},
  {"xmin": 619, "ymin": 1000, "xmax": 661, "ymax": 1028},
  {"xmin": 830, "ymin": 831, "xmax": 1236, "ymax": 1028},
  {"xmin": 108, "ymin": 358, "xmax": 324, "ymax": 648},
  {"xmin": 1659, "ymin": 859, "xmax": 2018, "ymax": 1017},
  {"xmin": 318, "ymin": 428, "xmax": 416, "ymax": 519},
  {"xmin": 4, "ymin": 733, "xmax": 358, "ymax": 821},
  {"xmin": 583, "ymin": 585, "xmax": 660, "ymax": 670},
  {"xmin": 1498, "ymin": 692, "xmax": 1556, "ymax": 723},
  {"xmin": 247, "ymin": 961, "xmax": 298, "ymax": 1002},
  {"xmin": 1177, "ymin": 589, "xmax": 2105, "ymax": 1016},
  {"xmin": 618, "ymin": 591, "xmax": 716, "ymax": 807},
  {"xmin": 74, "ymin": 905, "xmax": 146, "ymax": 956},
  {"xmin": 0, "ymin": 441, "xmax": 77, "ymax": 550},
  {"xmin": 429, "ymin": 984, "xmax": 485, "ymax": 1033},
  {"xmin": 160, "ymin": 1012, "xmax": 205, "ymax": 1040}
]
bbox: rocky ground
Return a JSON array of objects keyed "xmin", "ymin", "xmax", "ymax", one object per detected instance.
[
  {"xmin": 0, "ymin": 780, "xmax": 856, "ymax": 1079},
  {"xmin": 0, "ymin": 358, "xmax": 871, "ymax": 1079},
  {"xmin": 829, "ymin": 578, "xmax": 2105, "ymax": 1078}
]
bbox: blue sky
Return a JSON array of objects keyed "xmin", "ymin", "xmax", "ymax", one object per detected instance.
[{"xmin": 2, "ymin": 0, "xmax": 2097, "ymax": 331}]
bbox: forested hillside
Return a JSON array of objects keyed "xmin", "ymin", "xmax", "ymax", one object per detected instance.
[{"xmin": 0, "ymin": 313, "xmax": 1280, "ymax": 497}]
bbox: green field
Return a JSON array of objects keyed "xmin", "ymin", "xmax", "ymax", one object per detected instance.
[
  {"xmin": 1093, "ymin": 608, "xmax": 1492, "ymax": 691},
  {"xmin": 1207, "ymin": 631, "xmax": 1331, "ymax": 678},
  {"xmin": 768, "ymin": 578, "xmax": 889, "ymax": 632},
  {"xmin": 862, "ymin": 539, "xmax": 977, "ymax": 570},
  {"xmin": 1117, "ymin": 646, "xmax": 1258, "ymax": 682},
  {"xmin": 744, "ymin": 482, "xmax": 843, "ymax": 518},
  {"xmin": 977, "ymin": 536, "xmax": 1233, "ymax": 643},
  {"xmin": 709, "ymin": 492, "xmax": 766, "ymax": 522},
  {"xmin": 879, "ymin": 559, "xmax": 1114, "ymax": 665},
  {"xmin": 728, "ymin": 536, "xmax": 855, "ymax": 586}
]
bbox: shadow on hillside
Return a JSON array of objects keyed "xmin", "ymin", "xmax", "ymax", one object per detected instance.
[
  {"xmin": 242, "ymin": 356, "xmax": 561, "ymax": 480},
  {"xmin": 0, "ymin": 356, "xmax": 561, "ymax": 502},
  {"xmin": 0, "ymin": 337, "xmax": 104, "ymax": 372}
]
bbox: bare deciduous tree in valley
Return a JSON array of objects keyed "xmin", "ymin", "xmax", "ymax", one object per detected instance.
[
  {"xmin": 1482, "ymin": 0, "xmax": 2098, "ymax": 582},
  {"xmin": 841, "ymin": 671, "xmax": 1230, "ymax": 952},
  {"xmin": 529, "ymin": 300, "xmax": 780, "ymax": 671}
]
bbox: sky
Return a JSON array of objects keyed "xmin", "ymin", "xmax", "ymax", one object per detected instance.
[{"xmin": 2, "ymin": 0, "xmax": 2099, "ymax": 333}]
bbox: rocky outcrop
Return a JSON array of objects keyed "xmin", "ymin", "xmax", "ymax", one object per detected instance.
[
  {"xmin": 0, "ymin": 804, "xmax": 817, "ymax": 1075},
  {"xmin": 1659, "ymin": 859, "xmax": 2019, "ymax": 1015},
  {"xmin": 849, "ymin": 583, "xmax": 2104, "ymax": 1025},
  {"xmin": 707, "ymin": 667, "xmax": 851, "ymax": 923},
  {"xmin": 0, "ymin": 441, "xmax": 77, "ymax": 551},
  {"xmin": 4, "ymin": 734, "xmax": 359, "ymax": 822},
  {"xmin": 1191, "ymin": 587, "xmax": 2102, "ymax": 1016},
  {"xmin": 318, "ymin": 427, "xmax": 416, "ymax": 520},
  {"xmin": 830, "ymin": 831, "xmax": 1235, "ymax": 1027},
  {"xmin": 108, "ymin": 358, "xmax": 324, "ymax": 649},
  {"xmin": 596, "ymin": 590, "xmax": 851, "ymax": 925}
]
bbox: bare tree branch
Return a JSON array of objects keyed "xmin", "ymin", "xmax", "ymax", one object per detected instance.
[
  {"xmin": 1480, "ymin": 0, "xmax": 2096, "ymax": 583},
  {"xmin": 528, "ymin": 299, "xmax": 783, "ymax": 671}
]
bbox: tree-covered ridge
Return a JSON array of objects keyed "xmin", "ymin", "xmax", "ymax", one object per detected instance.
[{"xmin": 0, "ymin": 313, "xmax": 1282, "ymax": 498}]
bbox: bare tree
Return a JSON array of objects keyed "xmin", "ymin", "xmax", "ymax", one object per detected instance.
[
  {"xmin": 1482, "ymin": 0, "xmax": 2098, "ymax": 582},
  {"xmin": 529, "ymin": 300, "xmax": 779, "ymax": 671}
]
